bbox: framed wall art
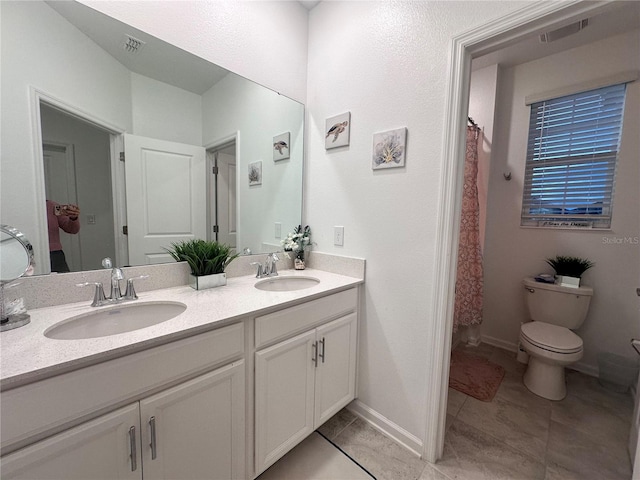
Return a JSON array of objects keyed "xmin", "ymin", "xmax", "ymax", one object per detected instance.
[
  {"xmin": 325, "ymin": 112, "xmax": 350, "ymax": 149},
  {"xmin": 372, "ymin": 127, "xmax": 407, "ymax": 170},
  {"xmin": 273, "ymin": 132, "xmax": 290, "ymax": 161}
]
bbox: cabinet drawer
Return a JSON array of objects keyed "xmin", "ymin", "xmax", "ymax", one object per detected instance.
[
  {"xmin": 255, "ymin": 288, "xmax": 357, "ymax": 348},
  {"xmin": 1, "ymin": 322, "xmax": 244, "ymax": 454}
]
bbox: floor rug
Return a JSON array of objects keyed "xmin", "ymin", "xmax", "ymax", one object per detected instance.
[{"xmin": 449, "ymin": 350, "xmax": 505, "ymax": 402}]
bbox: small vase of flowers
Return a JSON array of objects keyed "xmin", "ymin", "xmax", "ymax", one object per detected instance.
[{"xmin": 282, "ymin": 225, "xmax": 312, "ymax": 270}]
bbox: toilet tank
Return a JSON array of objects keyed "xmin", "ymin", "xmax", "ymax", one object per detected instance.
[{"xmin": 523, "ymin": 277, "xmax": 593, "ymax": 329}]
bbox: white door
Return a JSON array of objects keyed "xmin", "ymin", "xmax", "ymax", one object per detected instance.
[
  {"xmin": 314, "ymin": 313, "xmax": 358, "ymax": 427},
  {"xmin": 43, "ymin": 143, "xmax": 82, "ymax": 271},
  {"xmin": 124, "ymin": 134, "xmax": 206, "ymax": 265},
  {"xmin": 216, "ymin": 150, "xmax": 237, "ymax": 249},
  {"xmin": 255, "ymin": 330, "xmax": 317, "ymax": 474},
  {"xmin": 140, "ymin": 363, "xmax": 245, "ymax": 480},
  {"xmin": 1, "ymin": 404, "xmax": 141, "ymax": 480}
]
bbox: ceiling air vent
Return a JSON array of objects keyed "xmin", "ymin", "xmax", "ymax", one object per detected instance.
[
  {"xmin": 539, "ymin": 19, "xmax": 588, "ymax": 43},
  {"xmin": 123, "ymin": 34, "xmax": 146, "ymax": 54}
]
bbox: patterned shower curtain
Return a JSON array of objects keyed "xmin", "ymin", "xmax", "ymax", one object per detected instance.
[{"xmin": 453, "ymin": 126, "xmax": 483, "ymax": 332}]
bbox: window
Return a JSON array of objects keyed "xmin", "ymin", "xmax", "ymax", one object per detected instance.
[{"xmin": 521, "ymin": 83, "xmax": 626, "ymax": 229}]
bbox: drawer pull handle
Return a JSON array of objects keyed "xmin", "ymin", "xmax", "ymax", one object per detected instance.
[
  {"xmin": 319, "ymin": 337, "xmax": 326, "ymax": 363},
  {"xmin": 129, "ymin": 426, "xmax": 137, "ymax": 472},
  {"xmin": 312, "ymin": 341, "xmax": 318, "ymax": 366},
  {"xmin": 149, "ymin": 416, "xmax": 157, "ymax": 460}
]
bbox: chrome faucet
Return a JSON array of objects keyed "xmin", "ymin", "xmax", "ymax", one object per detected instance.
[
  {"xmin": 76, "ymin": 258, "xmax": 148, "ymax": 307},
  {"xmin": 264, "ymin": 253, "xmax": 279, "ymax": 277},
  {"xmin": 251, "ymin": 253, "xmax": 280, "ymax": 278}
]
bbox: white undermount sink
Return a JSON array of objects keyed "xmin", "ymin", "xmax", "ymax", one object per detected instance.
[
  {"xmin": 254, "ymin": 276, "xmax": 320, "ymax": 292},
  {"xmin": 44, "ymin": 301, "xmax": 187, "ymax": 340}
]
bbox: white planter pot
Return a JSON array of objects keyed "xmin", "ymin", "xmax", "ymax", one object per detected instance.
[
  {"xmin": 189, "ymin": 273, "xmax": 227, "ymax": 290},
  {"xmin": 556, "ymin": 275, "xmax": 580, "ymax": 288}
]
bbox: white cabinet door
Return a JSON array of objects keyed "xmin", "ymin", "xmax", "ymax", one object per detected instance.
[
  {"xmin": 255, "ymin": 330, "xmax": 316, "ymax": 474},
  {"xmin": 314, "ymin": 313, "xmax": 358, "ymax": 426},
  {"xmin": 1, "ymin": 404, "xmax": 141, "ymax": 480},
  {"xmin": 140, "ymin": 362, "xmax": 245, "ymax": 480}
]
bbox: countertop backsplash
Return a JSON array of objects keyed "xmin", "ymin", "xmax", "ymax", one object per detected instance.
[{"xmin": 7, "ymin": 252, "xmax": 364, "ymax": 310}]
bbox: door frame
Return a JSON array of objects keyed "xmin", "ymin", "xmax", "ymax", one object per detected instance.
[
  {"xmin": 29, "ymin": 88, "xmax": 126, "ymax": 271},
  {"xmin": 204, "ymin": 132, "xmax": 240, "ymax": 246},
  {"xmin": 424, "ymin": 0, "xmax": 620, "ymax": 463}
]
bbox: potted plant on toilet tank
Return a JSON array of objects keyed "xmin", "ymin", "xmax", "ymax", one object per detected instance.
[
  {"xmin": 166, "ymin": 239, "xmax": 239, "ymax": 290},
  {"xmin": 546, "ymin": 255, "xmax": 594, "ymax": 288}
]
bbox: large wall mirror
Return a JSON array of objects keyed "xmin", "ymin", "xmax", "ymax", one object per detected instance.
[{"xmin": 0, "ymin": 0, "xmax": 304, "ymax": 275}]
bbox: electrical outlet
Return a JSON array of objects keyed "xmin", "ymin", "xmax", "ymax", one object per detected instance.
[
  {"xmin": 87, "ymin": 214, "xmax": 96, "ymax": 225},
  {"xmin": 334, "ymin": 226, "xmax": 344, "ymax": 246},
  {"xmin": 275, "ymin": 222, "xmax": 282, "ymax": 238}
]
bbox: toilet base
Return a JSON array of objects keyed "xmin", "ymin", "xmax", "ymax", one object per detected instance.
[{"xmin": 523, "ymin": 356, "xmax": 567, "ymax": 401}]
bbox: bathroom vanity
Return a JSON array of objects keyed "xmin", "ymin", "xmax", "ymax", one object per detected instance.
[{"xmin": 0, "ymin": 269, "xmax": 362, "ymax": 479}]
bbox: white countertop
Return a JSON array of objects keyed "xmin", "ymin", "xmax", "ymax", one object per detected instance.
[{"xmin": 0, "ymin": 269, "xmax": 362, "ymax": 389}]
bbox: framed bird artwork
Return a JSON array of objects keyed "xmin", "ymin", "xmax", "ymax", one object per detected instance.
[
  {"xmin": 273, "ymin": 132, "xmax": 290, "ymax": 161},
  {"xmin": 325, "ymin": 112, "xmax": 351, "ymax": 149}
]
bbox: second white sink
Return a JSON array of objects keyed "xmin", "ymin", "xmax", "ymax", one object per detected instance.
[
  {"xmin": 255, "ymin": 276, "xmax": 320, "ymax": 292},
  {"xmin": 44, "ymin": 301, "xmax": 187, "ymax": 340}
]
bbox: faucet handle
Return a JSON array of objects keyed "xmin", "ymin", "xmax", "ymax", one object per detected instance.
[
  {"xmin": 250, "ymin": 262, "xmax": 263, "ymax": 278},
  {"xmin": 101, "ymin": 257, "xmax": 113, "ymax": 269},
  {"xmin": 124, "ymin": 275, "xmax": 149, "ymax": 300},
  {"xmin": 77, "ymin": 282, "xmax": 107, "ymax": 307}
]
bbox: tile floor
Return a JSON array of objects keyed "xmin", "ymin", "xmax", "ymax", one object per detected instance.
[{"xmin": 317, "ymin": 343, "xmax": 634, "ymax": 480}]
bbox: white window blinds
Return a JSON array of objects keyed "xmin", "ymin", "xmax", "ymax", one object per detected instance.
[{"xmin": 521, "ymin": 83, "xmax": 626, "ymax": 229}]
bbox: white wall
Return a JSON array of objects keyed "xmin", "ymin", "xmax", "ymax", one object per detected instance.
[
  {"xmin": 202, "ymin": 73, "xmax": 304, "ymax": 254},
  {"xmin": 78, "ymin": 0, "xmax": 309, "ymax": 104},
  {"xmin": 306, "ymin": 1, "xmax": 533, "ymax": 445},
  {"xmin": 131, "ymin": 73, "xmax": 202, "ymax": 146},
  {"xmin": 482, "ymin": 30, "xmax": 640, "ymax": 374}
]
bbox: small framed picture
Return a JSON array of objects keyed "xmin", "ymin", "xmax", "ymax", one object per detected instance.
[
  {"xmin": 325, "ymin": 112, "xmax": 350, "ymax": 149},
  {"xmin": 248, "ymin": 161, "xmax": 262, "ymax": 185},
  {"xmin": 273, "ymin": 132, "xmax": 290, "ymax": 161},
  {"xmin": 372, "ymin": 127, "xmax": 407, "ymax": 170}
]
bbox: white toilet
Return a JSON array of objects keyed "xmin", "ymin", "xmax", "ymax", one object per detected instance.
[{"xmin": 519, "ymin": 277, "xmax": 593, "ymax": 400}]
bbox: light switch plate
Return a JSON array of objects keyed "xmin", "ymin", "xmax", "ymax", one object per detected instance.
[
  {"xmin": 334, "ymin": 226, "xmax": 344, "ymax": 246},
  {"xmin": 275, "ymin": 222, "xmax": 281, "ymax": 238}
]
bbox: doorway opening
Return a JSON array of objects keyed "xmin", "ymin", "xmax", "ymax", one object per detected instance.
[
  {"xmin": 39, "ymin": 102, "xmax": 121, "ymax": 272},
  {"xmin": 207, "ymin": 139, "xmax": 238, "ymax": 251}
]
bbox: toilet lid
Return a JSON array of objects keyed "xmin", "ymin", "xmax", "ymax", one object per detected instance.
[{"xmin": 521, "ymin": 322, "xmax": 583, "ymax": 353}]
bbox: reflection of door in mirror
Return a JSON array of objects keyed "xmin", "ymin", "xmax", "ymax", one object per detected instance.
[
  {"xmin": 209, "ymin": 143, "xmax": 237, "ymax": 250},
  {"xmin": 40, "ymin": 104, "xmax": 116, "ymax": 272},
  {"xmin": 124, "ymin": 134, "xmax": 207, "ymax": 266},
  {"xmin": 43, "ymin": 142, "xmax": 81, "ymax": 271}
]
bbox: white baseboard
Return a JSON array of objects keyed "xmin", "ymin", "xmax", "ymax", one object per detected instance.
[
  {"xmin": 568, "ymin": 362, "xmax": 599, "ymax": 378},
  {"xmin": 347, "ymin": 400, "xmax": 423, "ymax": 458},
  {"xmin": 480, "ymin": 335, "xmax": 518, "ymax": 352}
]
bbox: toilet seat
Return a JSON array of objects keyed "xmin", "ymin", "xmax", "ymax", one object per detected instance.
[{"xmin": 520, "ymin": 321, "xmax": 582, "ymax": 354}]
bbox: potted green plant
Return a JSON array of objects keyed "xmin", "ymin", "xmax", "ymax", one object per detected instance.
[
  {"xmin": 545, "ymin": 255, "xmax": 594, "ymax": 288},
  {"xmin": 166, "ymin": 239, "xmax": 239, "ymax": 290}
]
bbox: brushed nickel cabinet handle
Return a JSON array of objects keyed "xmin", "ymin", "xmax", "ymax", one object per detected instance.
[
  {"xmin": 319, "ymin": 337, "xmax": 326, "ymax": 363},
  {"xmin": 129, "ymin": 426, "xmax": 137, "ymax": 472},
  {"xmin": 312, "ymin": 341, "xmax": 318, "ymax": 366},
  {"xmin": 149, "ymin": 416, "xmax": 157, "ymax": 460}
]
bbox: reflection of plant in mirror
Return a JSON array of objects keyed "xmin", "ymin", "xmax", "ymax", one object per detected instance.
[
  {"xmin": 166, "ymin": 240, "xmax": 238, "ymax": 276},
  {"xmin": 282, "ymin": 225, "xmax": 312, "ymax": 260},
  {"xmin": 546, "ymin": 255, "xmax": 594, "ymax": 278}
]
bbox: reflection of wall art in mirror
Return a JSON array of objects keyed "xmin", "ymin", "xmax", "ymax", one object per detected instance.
[
  {"xmin": 372, "ymin": 127, "xmax": 407, "ymax": 170},
  {"xmin": 325, "ymin": 112, "xmax": 351, "ymax": 149},
  {"xmin": 273, "ymin": 132, "xmax": 290, "ymax": 161},
  {"xmin": 249, "ymin": 161, "xmax": 263, "ymax": 186}
]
